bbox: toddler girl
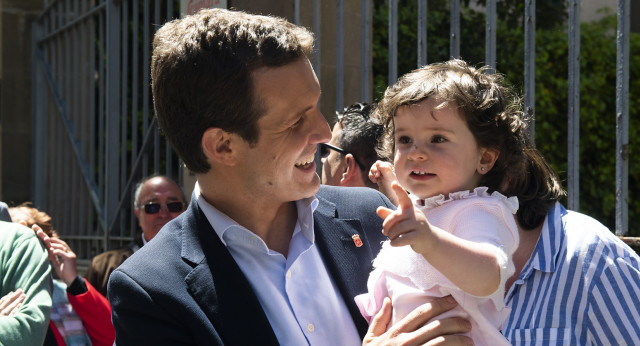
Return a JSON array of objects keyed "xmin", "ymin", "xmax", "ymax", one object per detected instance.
[{"xmin": 356, "ymin": 59, "xmax": 531, "ymax": 345}]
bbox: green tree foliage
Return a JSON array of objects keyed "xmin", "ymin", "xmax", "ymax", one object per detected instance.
[{"xmin": 372, "ymin": 2, "xmax": 639, "ymax": 236}]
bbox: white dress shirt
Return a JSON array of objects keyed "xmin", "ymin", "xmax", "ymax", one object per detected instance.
[{"xmin": 194, "ymin": 183, "xmax": 361, "ymax": 346}]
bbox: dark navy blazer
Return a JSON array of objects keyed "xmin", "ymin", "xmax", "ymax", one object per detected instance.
[{"xmin": 109, "ymin": 185, "xmax": 392, "ymax": 345}]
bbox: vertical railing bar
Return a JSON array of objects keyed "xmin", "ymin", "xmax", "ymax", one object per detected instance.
[
  {"xmin": 360, "ymin": 0, "xmax": 371, "ymax": 103},
  {"xmin": 130, "ymin": 0, "xmax": 139, "ymax": 235},
  {"xmin": 49, "ymin": 6, "xmax": 55, "ymax": 221},
  {"xmin": 106, "ymin": 0, "xmax": 122, "ymax": 236},
  {"xmin": 485, "ymin": 0, "xmax": 496, "ymax": 73},
  {"xmin": 312, "ymin": 0, "xmax": 321, "ymax": 81},
  {"xmin": 70, "ymin": 0, "xmax": 79, "ymax": 237},
  {"xmin": 78, "ymin": 0, "xmax": 88, "ymax": 255},
  {"xmin": 32, "ymin": 22, "xmax": 47, "ymax": 209},
  {"xmin": 167, "ymin": 0, "xmax": 173, "ymax": 20},
  {"xmin": 63, "ymin": 0, "xmax": 71, "ymax": 235},
  {"xmin": 142, "ymin": 0, "xmax": 150, "ymax": 176},
  {"xmin": 524, "ymin": 0, "xmax": 536, "ymax": 143},
  {"xmin": 336, "ymin": 0, "xmax": 344, "ymax": 112},
  {"xmin": 153, "ymin": 0, "xmax": 161, "ymax": 174},
  {"xmin": 388, "ymin": 0, "xmax": 398, "ymax": 84},
  {"xmin": 55, "ymin": 15, "xmax": 63, "ymax": 228},
  {"xmin": 615, "ymin": 0, "xmax": 630, "ymax": 235},
  {"xmin": 98, "ymin": 10, "xmax": 106, "ymax": 227},
  {"xmin": 293, "ymin": 0, "xmax": 300, "ymax": 25},
  {"xmin": 89, "ymin": 4, "xmax": 97, "ymax": 250},
  {"xmin": 417, "ymin": 0, "xmax": 427, "ymax": 67},
  {"xmin": 449, "ymin": 0, "xmax": 460, "ymax": 58},
  {"xmin": 567, "ymin": 0, "xmax": 581, "ymax": 211},
  {"xmin": 89, "ymin": 4, "xmax": 97, "ymax": 249},
  {"xmin": 120, "ymin": 0, "xmax": 129, "ymax": 234}
]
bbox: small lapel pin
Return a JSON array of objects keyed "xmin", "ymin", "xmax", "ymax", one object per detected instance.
[{"xmin": 352, "ymin": 234, "xmax": 363, "ymax": 248}]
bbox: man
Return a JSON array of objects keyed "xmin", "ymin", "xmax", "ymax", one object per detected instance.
[
  {"xmin": 85, "ymin": 175, "xmax": 186, "ymax": 296},
  {"xmin": 321, "ymin": 103, "xmax": 384, "ymax": 189},
  {"xmin": 0, "ymin": 201, "xmax": 11, "ymax": 222},
  {"xmin": 108, "ymin": 9, "xmax": 470, "ymax": 345},
  {"xmin": 0, "ymin": 221, "xmax": 52, "ymax": 346}
]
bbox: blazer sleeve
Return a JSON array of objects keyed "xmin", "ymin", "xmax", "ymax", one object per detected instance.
[
  {"xmin": 109, "ymin": 268, "xmax": 209, "ymax": 346},
  {"xmin": 67, "ymin": 279, "xmax": 115, "ymax": 346}
]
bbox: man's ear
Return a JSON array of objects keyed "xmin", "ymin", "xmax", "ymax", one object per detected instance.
[
  {"xmin": 201, "ymin": 127, "xmax": 237, "ymax": 166},
  {"xmin": 478, "ymin": 147, "xmax": 500, "ymax": 174},
  {"xmin": 340, "ymin": 154, "xmax": 363, "ymax": 186}
]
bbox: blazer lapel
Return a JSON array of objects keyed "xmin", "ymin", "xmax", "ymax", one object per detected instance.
[
  {"xmin": 313, "ymin": 194, "xmax": 379, "ymax": 338},
  {"xmin": 180, "ymin": 200, "xmax": 279, "ymax": 345}
]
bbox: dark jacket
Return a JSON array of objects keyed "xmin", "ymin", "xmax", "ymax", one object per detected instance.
[{"xmin": 109, "ymin": 185, "xmax": 391, "ymax": 345}]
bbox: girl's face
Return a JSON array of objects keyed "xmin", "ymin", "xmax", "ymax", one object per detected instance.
[{"xmin": 393, "ymin": 98, "xmax": 486, "ymax": 199}]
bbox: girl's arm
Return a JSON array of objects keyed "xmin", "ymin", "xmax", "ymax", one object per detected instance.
[{"xmin": 377, "ymin": 182, "xmax": 501, "ymax": 297}]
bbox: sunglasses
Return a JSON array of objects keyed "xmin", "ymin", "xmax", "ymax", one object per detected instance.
[
  {"xmin": 318, "ymin": 143, "xmax": 366, "ymax": 171},
  {"xmin": 139, "ymin": 201, "xmax": 185, "ymax": 214}
]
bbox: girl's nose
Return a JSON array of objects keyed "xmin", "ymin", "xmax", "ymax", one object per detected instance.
[{"xmin": 407, "ymin": 144, "xmax": 427, "ymax": 161}]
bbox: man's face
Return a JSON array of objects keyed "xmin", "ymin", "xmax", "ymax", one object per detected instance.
[
  {"xmin": 233, "ymin": 57, "xmax": 331, "ymax": 204},
  {"xmin": 321, "ymin": 122, "xmax": 347, "ymax": 186},
  {"xmin": 134, "ymin": 177, "xmax": 185, "ymax": 241}
]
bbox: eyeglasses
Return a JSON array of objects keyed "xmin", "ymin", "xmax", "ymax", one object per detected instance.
[
  {"xmin": 138, "ymin": 201, "xmax": 185, "ymax": 214},
  {"xmin": 318, "ymin": 143, "xmax": 366, "ymax": 171}
]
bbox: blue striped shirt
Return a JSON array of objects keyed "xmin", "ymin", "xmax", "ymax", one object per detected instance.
[{"xmin": 503, "ymin": 202, "xmax": 640, "ymax": 345}]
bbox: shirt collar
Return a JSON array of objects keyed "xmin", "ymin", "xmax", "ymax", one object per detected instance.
[
  {"xmin": 527, "ymin": 202, "xmax": 564, "ymax": 274},
  {"xmin": 194, "ymin": 181, "xmax": 319, "ymax": 246}
]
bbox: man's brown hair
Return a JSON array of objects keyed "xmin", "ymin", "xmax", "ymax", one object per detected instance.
[{"xmin": 151, "ymin": 8, "xmax": 314, "ymax": 173}]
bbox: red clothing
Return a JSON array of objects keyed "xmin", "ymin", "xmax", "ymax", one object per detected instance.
[{"xmin": 49, "ymin": 278, "xmax": 115, "ymax": 346}]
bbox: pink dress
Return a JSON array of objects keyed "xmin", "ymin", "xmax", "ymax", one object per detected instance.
[{"xmin": 355, "ymin": 187, "xmax": 519, "ymax": 346}]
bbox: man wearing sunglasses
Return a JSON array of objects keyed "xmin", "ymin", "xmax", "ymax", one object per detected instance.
[
  {"xmin": 85, "ymin": 175, "xmax": 186, "ymax": 297},
  {"xmin": 320, "ymin": 103, "xmax": 384, "ymax": 189}
]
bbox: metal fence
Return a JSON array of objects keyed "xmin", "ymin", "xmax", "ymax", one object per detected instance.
[
  {"xmin": 32, "ymin": 0, "xmax": 183, "ymax": 264},
  {"xmin": 31, "ymin": 0, "xmax": 633, "ymax": 264}
]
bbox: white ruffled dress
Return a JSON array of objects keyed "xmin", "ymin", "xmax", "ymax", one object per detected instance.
[{"xmin": 355, "ymin": 187, "xmax": 519, "ymax": 346}]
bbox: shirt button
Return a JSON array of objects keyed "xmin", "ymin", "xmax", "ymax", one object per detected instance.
[
  {"xmin": 307, "ymin": 323, "xmax": 314, "ymax": 333},
  {"xmin": 286, "ymin": 270, "xmax": 292, "ymax": 279}
]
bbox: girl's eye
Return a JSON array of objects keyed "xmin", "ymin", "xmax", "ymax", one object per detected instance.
[
  {"xmin": 397, "ymin": 136, "xmax": 412, "ymax": 144},
  {"xmin": 432, "ymin": 135, "xmax": 446, "ymax": 143}
]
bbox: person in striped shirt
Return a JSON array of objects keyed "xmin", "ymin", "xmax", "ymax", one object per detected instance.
[{"xmin": 500, "ymin": 154, "xmax": 640, "ymax": 344}]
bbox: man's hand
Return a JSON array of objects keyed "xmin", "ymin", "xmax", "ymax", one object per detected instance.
[
  {"xmin": 34, "ymin": 225, "xmax": 78, "ymax": 286},
  {"xmin": 363, "ymin": 296, "xmax": 473, "ymax": 346},
  {"xmin": 0, "ymin": 289, "xmax": 25, "ymax": 316}
]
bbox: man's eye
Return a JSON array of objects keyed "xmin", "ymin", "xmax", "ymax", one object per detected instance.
[{"xmin": 291, "ymin": 117, "xmax": 304, "ymax": 128}]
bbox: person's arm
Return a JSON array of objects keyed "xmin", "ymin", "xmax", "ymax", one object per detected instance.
[
  {"xmin": 67, "ymin": 278, "xmax": 116, "ymax": 346},
  {"xmin": 586, "ymin": 257, "xmax": 640, "ymax": 343},
  {"xmin": 364, "ymin": 296, "xmax": 473, "ymax": 345},
  {"xmin": 378, "ymin": 182, "xmax": 501, "ymax": 297},
  {"xmin": 34, "ymin": 225, "xmax": 116, "ymax": 346},
  {"xmin": 0, "ymin": 226, "xmax": 52, "ymax": 346}
]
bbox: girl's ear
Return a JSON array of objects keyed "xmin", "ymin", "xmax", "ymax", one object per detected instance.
[
  {"xmin": 478, "ymin": 147, "xmax": 499, "ymax": 174},
  {"xmin": 201, "ymin": 127, "xmax": 238, "ymax": 166}
]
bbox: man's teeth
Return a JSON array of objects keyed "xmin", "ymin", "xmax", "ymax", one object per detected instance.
[{"xmin": 295, "ymin": 156, "xmax": 315, "ymax": 168}]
